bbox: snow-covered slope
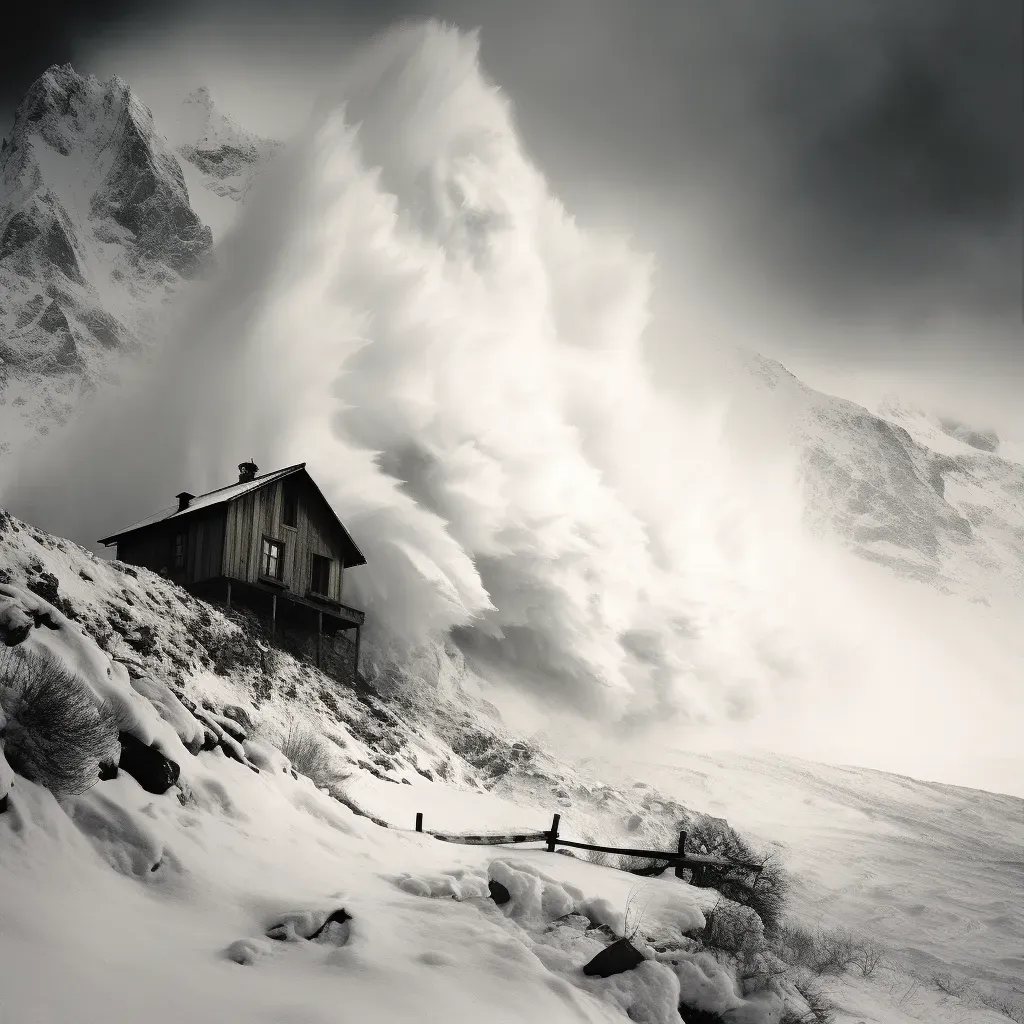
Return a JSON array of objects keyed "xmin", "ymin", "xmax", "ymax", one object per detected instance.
[
  {"xmin": 0, "ymin": 66, "xmax": 210, "ymax": 455},
  {"xmin": 741, "ymin": 353, "xmax": 1024, "ymax": 602},
  {"xmin": 2, "ymin": 508, "xmax": 1022, "ymax": 1024},
  {"xmin": 0, "ymin": 68, "xmax": 279, "ymax": 459},
  {"xmin": 173, "ymin": 86, "xmax": 281, "ymax": 204}
]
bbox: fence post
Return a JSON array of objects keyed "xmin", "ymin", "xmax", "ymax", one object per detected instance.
[
  {"xmin": 675, "ymin": 830, "xmax": 687, "ymax": 879},
  {"xmin": 415, "ymin": 812, "xmax": 423, "ymax": 833},
  {"xmin": 546, "ymin": 813, "xmax": 561, "ymax": 853}
]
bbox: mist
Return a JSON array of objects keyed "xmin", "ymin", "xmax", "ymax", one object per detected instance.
[{"xmin": 4, "ymin": 22, "xmax": 1021, "ymax": 795}]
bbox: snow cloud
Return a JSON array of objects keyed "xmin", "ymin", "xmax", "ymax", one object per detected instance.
[{"xmin": 6, "ymin": 22, "xmax": 1021, "ymax": 792}]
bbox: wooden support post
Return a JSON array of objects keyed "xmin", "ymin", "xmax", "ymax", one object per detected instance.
[
  {"xmin": 226, "ymin": 579, "xmax": 232, "ymax": 611},
  {"xmin": 675, "ymin": 831, "xmax": 687, "ymax": 879},
  {"xmin": 546, "ymin": 812, "xmax": 561, "ymax": 853},
  {"xmin": 415, "ymin": 812, "xmax": 423, "ymax": 833},
  {"xmin": 317, "ymin": 610, "xmax": 323, "ymax": 669},
  {"xmin": 271, "ymin": 593, "xmax": 277, "ymax": 636},
  {"xmin": 353, "ymin": 625, "xmax": 361, "ymax": 685}
]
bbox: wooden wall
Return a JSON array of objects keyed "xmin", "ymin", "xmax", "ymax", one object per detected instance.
[
  {"xmin": 223, "ymin": 476, "xmax": 347, "ymax": 603},
  {"xmin": 115, "ymin": 509, "xmax": 225, "ymax": 585}
]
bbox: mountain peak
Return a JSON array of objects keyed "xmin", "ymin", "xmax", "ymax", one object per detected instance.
[
  {"xmin": 0, "ymin": 61, "xmax": 213, "ymax": 436},
  {"xmin": 173, "ymin": 86, "xmax": 281, "ymax": 203}
]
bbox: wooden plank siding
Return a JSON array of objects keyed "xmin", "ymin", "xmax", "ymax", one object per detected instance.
[
  {"xmin": 115, "ymin": 509, "xmax": 225, "ymax": 585},
  {"xmin": 224, "ymin": 476, "xmax": 348, "ymax": 603}
]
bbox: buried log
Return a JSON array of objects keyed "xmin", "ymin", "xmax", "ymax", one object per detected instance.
[{"xmin": 583, "ymin": 937, "xmax": 646, "ymax": 978}]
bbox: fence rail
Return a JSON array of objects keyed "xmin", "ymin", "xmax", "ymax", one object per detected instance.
[{"xmin": 412, "ymin": 810, "xmax": 764, "ymax": 877}]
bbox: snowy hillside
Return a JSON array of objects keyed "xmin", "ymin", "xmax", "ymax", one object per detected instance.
[
  {"xmin": 741, "ymin": 353, "xmax": 1024, "ymax": 603},
  {"xmin": 2, "ymin": 508, "xmax": 1022, "ymax": 1024}
]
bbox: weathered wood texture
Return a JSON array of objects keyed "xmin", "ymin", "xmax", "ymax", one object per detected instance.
[
  {"xmin": 224, "ymin": 476, "xmax": 348, "ymax": 602},
  {"xmin": 116, "ymin": 509, "xmax": 225, "ymax": 585}
]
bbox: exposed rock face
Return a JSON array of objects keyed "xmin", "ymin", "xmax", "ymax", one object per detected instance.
[
  {"xmin": 175, "ymin": 86, "xmax": 281, "ymax": 202},
  {"xmin": 117, "ymin": 731, "xmax": 180, "ymax": 794},
  {"xmin": 0, "ymin": 65, "xmax": 216, "ymax": 453},
  {"xmin": 743, "ymin": 354, "xmax": 1024, "ymax": 601}
]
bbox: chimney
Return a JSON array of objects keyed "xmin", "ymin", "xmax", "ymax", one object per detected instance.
[
  {"xmin": 175, "ymin": 491, "xmax": 194, "ymax": 512},
  {"xmin": 238, "ymin": 461, "xmax": 259, "ymax": 483}
]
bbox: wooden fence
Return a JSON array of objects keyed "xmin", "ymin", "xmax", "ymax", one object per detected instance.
[{"xmin": 413, "ymin": 811, "xmax": 763, "ymax": 880}]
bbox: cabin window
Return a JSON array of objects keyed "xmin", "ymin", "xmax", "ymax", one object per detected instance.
[
  {"xmin": 310, "ymin": 554, "xmax": 331, "ymax": 596},
  {"xmin": 282, "ymin": 482, "xmax": 298, "ymax": 528},
  {"xmin": 172, "ymin": 532, "xmax": 186, "ymax": 571},
  {"xmin": 261, "ymin": 537, "xmax": 284, "ymax": 580}
]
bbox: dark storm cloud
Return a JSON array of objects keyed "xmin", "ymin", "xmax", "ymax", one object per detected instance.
[
  {"xmin": 0, "ymin": 0, "xmax": 176, "ymax": 129},
  {"xmin": 4, "ymin": 0, "xmax": 1020, "ymax": 356}
]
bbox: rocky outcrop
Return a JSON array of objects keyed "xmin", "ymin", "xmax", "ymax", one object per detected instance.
[
  {"xmin": 175, "ymin": 86, "xmax": 281, "ymax": 202},
  {"xmin": 117, "ymin": 731, "xmax": 180, "ymax": 794},
  {"xmin": 0, "ymin": 64, "xmax": 217, "ymax": 449}
]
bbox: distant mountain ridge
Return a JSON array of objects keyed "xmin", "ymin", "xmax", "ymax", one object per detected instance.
[
  {"xmin": 742, "ymin": 352, "xmax": 1024, "ymax": 602},
  {"xmin": 0, "ymin": 64, "xmax": 277, "ymax": 456}
]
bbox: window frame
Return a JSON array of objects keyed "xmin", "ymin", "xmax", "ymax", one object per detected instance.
[
  {"xmin": 260, "ymin": 535, "xmax": 285, "ymax": 581},
  {"xmin": 281, "ymin": 482, "xmax": 299, "ymax": 529},
  {"xmin": 310, "ymin": 553, "xmax": 332, "ymax": 597},
  {"xmin": 172, "ymin": 531, "xmax": 187, "ymax": 572}
]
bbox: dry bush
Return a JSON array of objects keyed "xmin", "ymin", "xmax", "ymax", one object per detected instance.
[
  {"xmin": 0, "ymin": 648, "xmax": 119, "ymax": 794},
  {"xmin": 280, "ymin": 721, "xmax": 346, "ymax": 788},
  {"xmin": 979, "ymin": 991, "xmax": 1024, "ymax": 1023},
  {"xmin": 852, "ymin": 938, "xmax": 889, "ymax": 978},
  {"xmin": 772, "ymin": 923, "xmax": 872, "ymax": 977},
  {"xmin": 623, "ymin": 882, "xmax": 656, "ymax": 940},
  {"xmin": 701, "ymin": 899, "xmax": 759, "ymax": 957},
  {"xmin": 684, "ymin": 816, "xmax": 790, "ymax": 935},
  {"xmin": 783, "ymin": 977, "xmax": 836, "ymax": 1024},
  {"xmin": 932, "ymin": 972, "xmax": 971, "ymax": 998}
]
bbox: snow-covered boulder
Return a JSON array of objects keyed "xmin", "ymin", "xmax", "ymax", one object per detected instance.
[
  {"xmin": 0, "ymin": 585, "xmax": 190, "ymax": 765},
  {"xmin": 129, "ymin": 676, "xmax": 205, "ymax": 752}
]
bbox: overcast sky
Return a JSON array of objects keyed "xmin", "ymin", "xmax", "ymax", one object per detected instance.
[{"xmin": 3, "ymin": 0, "xmax": 1021, "ymax": 433}]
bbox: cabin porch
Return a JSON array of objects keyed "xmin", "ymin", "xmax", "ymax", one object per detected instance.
[{"xmin": 188, "ymin": 575, "xmax": 363, "ymax": 684}]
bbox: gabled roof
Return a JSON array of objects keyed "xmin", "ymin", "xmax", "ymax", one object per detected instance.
[{"xmin": 98, "ymin": 463, "xmax": 366, "ymax": 567}]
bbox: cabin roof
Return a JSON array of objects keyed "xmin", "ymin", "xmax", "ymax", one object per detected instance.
[{"xmin": 98, "ymin": 463, "xmax": 366, "ymax": 566}]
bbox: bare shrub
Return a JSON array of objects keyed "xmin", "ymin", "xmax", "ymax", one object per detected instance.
[
  {"xmin": 684, "ymin": 816, "xmax": 790, "ymax": 935},
  {"xmin": 701, "ymin": 899, "xmax": 755, "ymax": 956},
  {"xmin": 932, "ymin": 972, "xmax": 971, "ymax": 997},
  {"xmin": 772, "ymin": 923, "xmax": 866, "ymax": 977},
  {"xmin": 891, "ymin": 977, "xmax": 922, "ymax": 1010},
  {"xmin": 280, "ymin": 721, "xmax": 346, "ymax": 788},
  {"xmin": 852, "ymin": 938, "xmax": 889, "ymax": 978},
  {"xmin": 0, "ymin": 648, "xmax": 119, "ymax": 794},
  {"xmin": 787, "ymin": 977, "xmax": 836, "ymax": 1024},
  {"xmin": 979, "ymin": 991, "xmax": 1024, "ymax": 1023},
  {"xmin": 623, "ymin": 882, "xmax": 656, "ymax": 940}
]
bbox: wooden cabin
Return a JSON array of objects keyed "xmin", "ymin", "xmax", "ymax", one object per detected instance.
[{"xmin": 99, "ymin": 462, "xmax": 366, "ymax": 681}]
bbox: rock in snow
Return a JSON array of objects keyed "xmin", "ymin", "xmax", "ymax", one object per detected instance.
[{"xmin": 116, "ymin": 731, "xmax": 180, "ymax": 795}]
